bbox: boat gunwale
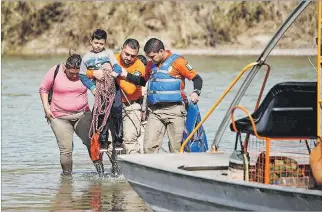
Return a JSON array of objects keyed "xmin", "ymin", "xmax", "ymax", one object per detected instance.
[{"xmin": 118, "ymin": 154, "xmax": 322, "ymax": 196}]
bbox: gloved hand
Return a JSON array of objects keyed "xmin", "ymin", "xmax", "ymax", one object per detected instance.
[{"xmin": 113, "ymin": 64, "xmax": 122, "ymax": 77}]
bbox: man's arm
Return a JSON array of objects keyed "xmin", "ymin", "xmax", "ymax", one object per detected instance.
[
  {"xmin": 192, "ymin": 74, "xmax": 203, "ymax": 95},
  {"xmin": 173, "ymin": 57, "xmax": 203, "ymax": 103},
  {"xmin": 116, "ymin": 60, "xmax": 146, "ymax": 95},
  {"xmin": 119, "ymin": 67, "xmax": 148, "ymax": 86},
  {"xmin": 189, "ymin": 73, "xmax": 203, "ymax": 103},
  {"xmin": 174, "ymin": 57, "xmax": 203, "ymax": 91},
  {"xmin": 125, "ymin": 73, "xmax": 147, "ymax": 86}
]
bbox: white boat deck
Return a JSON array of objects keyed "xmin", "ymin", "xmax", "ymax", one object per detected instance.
[{"xmin": 119, "ymin": 152, "xmax": 232, "ymax": 180}]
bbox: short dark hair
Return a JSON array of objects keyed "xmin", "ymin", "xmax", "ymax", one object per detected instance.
[
  {"xmin": 137, "ymin": 55, "xmax": 147, "ymax": 66},
  {"xmin": 66, "ymin": 54, "xmax": 82, "ymax": 69},
  {"xmin": 144, "ymin": 38, "xmax": 164, "ymax": 54},
  {"xmin": 91, "ymin": 29, "xmax": 107, "ymax": 41},
  {"xmin": 123, "ymin": 38, "xmax": 140, "ymax": 51}
]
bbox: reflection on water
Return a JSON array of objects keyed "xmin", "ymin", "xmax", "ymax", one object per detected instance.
[
  {"xmin": 1, "ymin": 55, "xmax": 316, "ymax": 211},
  {"xmin": 49, "ymin": 174, "xmax": 151, "ymax": 212}
]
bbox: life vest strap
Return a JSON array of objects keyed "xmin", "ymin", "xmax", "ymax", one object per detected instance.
[
  {"xmin": 148, "ymin": 90, "xmax": 182, "ymax": 94},
  {"xmin": 150, "ymin": 78, "xmax": 180, "ymax": 82}
]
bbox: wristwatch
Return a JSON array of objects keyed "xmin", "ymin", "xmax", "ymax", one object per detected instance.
[{"xmin": 193, "ymin": 89, "xmax": 201, "ymax": 96}]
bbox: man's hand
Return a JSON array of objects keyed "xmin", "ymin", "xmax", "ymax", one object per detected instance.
[
  {"xmin": 190, "ymin": 92, "xmax": 199, "ymax": 104},
  {"xmin": 120, "ymin": 68, "xmax": 128, "ymax": 78},
  {"xmin": 107, "ymin": 71, "xmax": 118, "ymax": 78},
  {"xmin": 93, "ymin": 69, "xmax": 104, "ymax": 80},
  {"xmin": 110, "ymin": 67, "xmax": 127, "ymax": 78},
  {"xmin": 112, "ymin": 65, "xmax": 122, "ymax": 77}
]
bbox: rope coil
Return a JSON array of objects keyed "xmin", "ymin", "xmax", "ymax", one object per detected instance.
[{"xmin": 88, "ymin": 63, "xmax": 116, "ymax": 161}]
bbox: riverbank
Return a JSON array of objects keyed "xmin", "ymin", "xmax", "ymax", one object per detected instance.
[
  {"xmin": 2, "ymin": 47, "xmax": 316, "ymax": 57},
  {"xmin": 172, "ymin": 48, "xmax": 317, "ymax": 56},
  {"xmin": 2, "ymin": 2, "xmax": 317, "ymax": 57}
]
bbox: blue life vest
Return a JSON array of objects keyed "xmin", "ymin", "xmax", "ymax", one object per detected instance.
[
  {"xmin": 182, "ymin": 102, "xmax": 208, "ymax": 152},
  {"xmin": 148, "ymin": 54, "xmax": 184, "ymax": 105}
]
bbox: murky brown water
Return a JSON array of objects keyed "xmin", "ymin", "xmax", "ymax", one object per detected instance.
[{"xmin": 1, "ymin": 55, "xmax": 316, "ymax": 211}]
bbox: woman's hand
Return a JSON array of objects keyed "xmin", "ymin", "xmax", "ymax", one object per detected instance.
[{"xmin": 44, "ymin": 107, "xmax": 55, "ymax": 123}]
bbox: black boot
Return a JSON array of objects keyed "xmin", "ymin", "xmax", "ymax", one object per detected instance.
[{"xmin": 93, "ymin": 160, "xmax": 104, "ymax": 177}]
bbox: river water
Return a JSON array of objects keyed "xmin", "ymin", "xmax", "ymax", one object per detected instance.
[{"xmin": 1, "ymin": 55, "xmax": 317, "ymax": 211}]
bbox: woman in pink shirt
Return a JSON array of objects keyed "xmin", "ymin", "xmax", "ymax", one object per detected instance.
[{"xmin": 39, "ymin": 54, "xmax": 103, "ymax": 176}]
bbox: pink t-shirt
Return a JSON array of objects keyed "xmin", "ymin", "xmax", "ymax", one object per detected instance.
[{"xmin": 39, "ymin": 64, "xmax": 90, "ymax": 117}]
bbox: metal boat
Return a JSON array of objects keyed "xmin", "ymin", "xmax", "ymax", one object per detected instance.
[{"xmin": 118, "ymin": 1, "xmax": 322, "ymax": 211}]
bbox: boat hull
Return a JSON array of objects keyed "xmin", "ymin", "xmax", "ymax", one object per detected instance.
[{"xmin": 118, "ymin": 153, "xmax": 322, "ymax": 211}]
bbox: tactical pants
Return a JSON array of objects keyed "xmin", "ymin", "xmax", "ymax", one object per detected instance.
[
  {"xmin": 143, "ymin": 103, "xmax": 186, "ymax": 153},
  {"xmin": 122, "ymin": 102, "xmax": 142, "ymax": 154}
]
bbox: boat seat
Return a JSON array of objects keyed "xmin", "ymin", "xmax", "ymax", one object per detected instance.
[{"xmin": 230, "ymin": 82, "xmax": 317, "ymax": 138}]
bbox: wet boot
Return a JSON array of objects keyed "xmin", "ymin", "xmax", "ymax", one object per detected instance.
[{"xmin": 93, "ymin": 160, "xmax": 104, "ymax": 177}]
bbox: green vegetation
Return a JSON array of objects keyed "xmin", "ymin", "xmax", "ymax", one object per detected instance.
[{"xmin": 1, "ymin": 1, "xmax": 317, "ymax": 55}]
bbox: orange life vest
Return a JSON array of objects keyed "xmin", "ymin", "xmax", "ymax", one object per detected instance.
[{"xmin": 115, "ymin": 53, "xmax": 145, "ymax": 102}]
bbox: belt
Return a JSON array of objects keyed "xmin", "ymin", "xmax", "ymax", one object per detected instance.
[
  {"xmin": 152, "ymin": 102, "xmax": 182, "ymax": 107},
  {"xmin": 123, "ymin": 98, "xmax": 143, "ymax": 107}
]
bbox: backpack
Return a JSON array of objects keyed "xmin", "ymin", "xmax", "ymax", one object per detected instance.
[{"xmin": 48, "ymin": 64, "xmax": 60, "ymax": 105}]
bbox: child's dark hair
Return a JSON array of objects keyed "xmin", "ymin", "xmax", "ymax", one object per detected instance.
[
  {"xmin": 91, "ymin": 29, "xmax": 107, "ymax": 41},
  {"xmin": 66, "ymin": 54, "xmax": 82, "ymax": 69},
  {"xmin": 137, "ymin": 55, "xmax": 147, "ymax": 66}
]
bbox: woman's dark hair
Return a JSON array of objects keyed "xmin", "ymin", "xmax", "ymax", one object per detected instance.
[
  {"xmin": 91, "ymin": 29, "xmax": 107, "ymax": 41},
  {"xmin": 65, "ymin": 54, "xmax": 82, "ymax": 69}
]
